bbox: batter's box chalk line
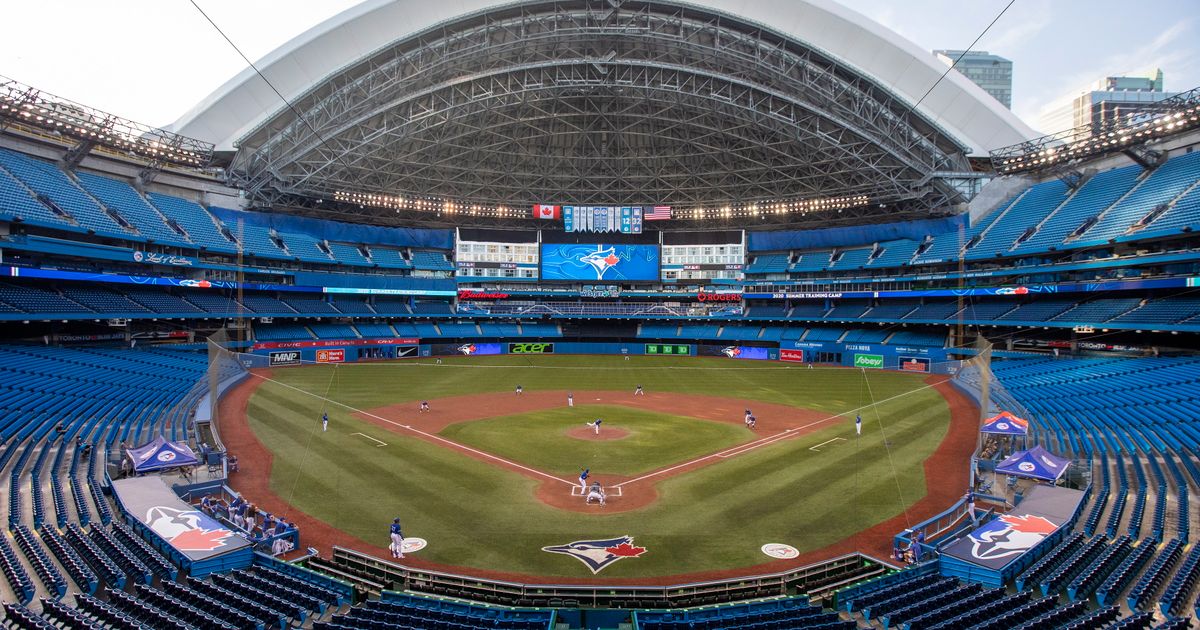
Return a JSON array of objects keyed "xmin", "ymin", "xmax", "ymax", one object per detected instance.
[{"xmin": 570, "ymin": 486, "xmax": 623, "ymax": 497}]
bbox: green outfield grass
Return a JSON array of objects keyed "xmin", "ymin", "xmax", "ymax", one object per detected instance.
[
  {"xmin": 244, "ymin": 355, "xmax": 953, "ymax": 578},
  {"xmin": 439, "ymin": 405, "xmax": 752, "ymax": 476}
]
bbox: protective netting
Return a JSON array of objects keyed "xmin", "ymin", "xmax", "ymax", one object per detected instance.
[{"xmin": 206, "ymin": 329, "xmax": 249, "ymax": 428}]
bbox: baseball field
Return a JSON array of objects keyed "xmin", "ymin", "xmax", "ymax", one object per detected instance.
[{"xmin": 220, "ymin": 354, "xmax": 975, "ymax": 582}]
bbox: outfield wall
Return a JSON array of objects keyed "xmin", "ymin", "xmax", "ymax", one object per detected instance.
[{"xmin": 241, "ymin": 338, "xmax": 951, "ymax": 372}]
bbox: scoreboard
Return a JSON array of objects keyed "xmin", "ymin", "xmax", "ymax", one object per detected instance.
[
  {"xmin": 563, "ymin": 206, "xmax": 644, "ymax": 233},
  {"xmin": 645, "ymin": 343, "xmax": 691, "ymax": 355}
]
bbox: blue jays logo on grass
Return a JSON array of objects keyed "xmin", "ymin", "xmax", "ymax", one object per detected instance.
[
  {"xmin": 968, "ymin": 514, "xmax": 1057, "ymax": 561},
  {"xmin": 579, "ymin": 247, "xmax": 621, "ymax": 280},
  {"xmin": 542, "ymin": 535, "xmax": 647, "ymax": 573}
]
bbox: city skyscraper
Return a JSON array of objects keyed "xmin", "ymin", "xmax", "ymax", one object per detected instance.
[
  {"xmin": 934, "ymin": 50, "xmax": 1013, "ymax": 109},
  {"xmin": 1037, "ymin": 69, "xmax": 1179, "ymax": 135}
]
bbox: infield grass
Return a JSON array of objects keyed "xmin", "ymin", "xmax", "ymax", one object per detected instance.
[
  {"xmin": 439, "ymin": 405, "xmax": 752, "ymax": 476},
  {"xmin": 244, "ymin": 355, "xmax": 954, "ymax": 578}
]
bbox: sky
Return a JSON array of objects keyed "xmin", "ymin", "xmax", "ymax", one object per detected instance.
[{"xmin": 1, "ymin": 0, "xmax": 1197, "ymax": 135}]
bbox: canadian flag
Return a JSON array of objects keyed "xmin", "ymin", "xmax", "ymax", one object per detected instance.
[{"xmin": 532, "ymin": 204, "xmax": 561, "ymax": 219}]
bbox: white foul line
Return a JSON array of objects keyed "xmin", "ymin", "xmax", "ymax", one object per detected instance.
[
  {"xmin": 809, "ymin": 437, "xmax": 846, "ymax": 452},
  {"xmin": 249, "ymin": 373, "xmax": 577, "ymax": 487},
  {"xmin": 351, "ymin": 432, "xmax": 388, "ymax": 447},
  {"xmin": 614, "ymin": 378, "xmax": 950, "ymax": 488}
]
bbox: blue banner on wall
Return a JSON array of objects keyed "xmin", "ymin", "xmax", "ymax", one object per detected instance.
[
  {"xmin": 698, "ymin": 345, "xmax": 771, "ymax": 360},
  {"xmin": 431, "ymin": 342, "xmax": 503, "ymax": 356},
  {"xmin": 744, "ymin": 276, "xmax": 1194, "ymax": 300},
  {"xmin": 540, "ymin": 244, "xmax": 659, "ymax": 281}
]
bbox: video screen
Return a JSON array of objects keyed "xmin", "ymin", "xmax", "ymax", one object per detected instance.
[{"xmin": 540, "ymin": 243, "xmax": 659, "ymax": 281}]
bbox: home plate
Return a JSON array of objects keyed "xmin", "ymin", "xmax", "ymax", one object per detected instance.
[{"xmin": 761, "ymin": 543, "xmax": 799, "ymax": 559}]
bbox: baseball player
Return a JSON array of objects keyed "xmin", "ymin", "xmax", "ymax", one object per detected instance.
[
  {"xmin": 515, "ymin": 384, "xmax": 524, "ymax": 396},
  {"xmin": 567, "ymin": 392, "xmax": 574, "ymax": 407},
  {"xmin": 744, "ymin": 409, "xmax": 753, "ymax": 426},
  {"xmin": 578, "ymin": 467, "xmax": 590, "ymax": 490},
  {"xmin": 586, "ymin": 481, "xmax": 606, "ymax": 506},
  {"xmin": 419, "ymin": 401, "xmax": 430, "ymax": 413},
  {"xmin": 435, "ymin": 357, "xmax": 443, "ymax": 364},
  {"xmin": 855, "ymin": 414, "xmax": 862, "ymax": 436},
  {"xmin": 586, "ymin": 418, "xmax": 602, "ymax": 435},
  {"xmin": 746, "ymin": 414, "xmax": 756, "ymax": 429},
  {"xmin": 634, "ymin": 384, "xmax": 644, "ymax": 396},
  {"xmin": 389, "ymin": 518, "xmax": 405, "ymax": 559},
  {"xmin": 322, "ymin": 411, "xmax": 329, "ymax": 432}
]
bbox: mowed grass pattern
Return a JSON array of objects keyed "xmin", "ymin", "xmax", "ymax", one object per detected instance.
[
  {"xmin": 440, "ymin": 405, "xmax": 752, "ymax": 476},
  {"xmin": 246, "ymin": 356, "xmax": 951, "ymax": 577}
]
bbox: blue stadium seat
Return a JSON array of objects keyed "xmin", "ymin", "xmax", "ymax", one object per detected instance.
[
  {"xmin": 966, "ymin": 181, "xmax": 1069, "ymax": 260},
  {"xmin": 145, "ymin": 193, "xmax": 239, "ymax": 253},
  {"xmin": 75, "ymin": 171, "xmax": 192, "ymax": 246},
  {"xmin": 0, "ymin": 148, "xmax": 131, "ymax": 238},
  {"xmin": 1075, "ymin": 151, "xmax": 1200, "ymax": 246}
]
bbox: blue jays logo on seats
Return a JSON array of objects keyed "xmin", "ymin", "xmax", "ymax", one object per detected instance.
[
  {"xmin": 457, "ymin": 343, "xmax": 478, "ymax": 355},
  {"xmin": 721, "ymin": 346, "xmax": 742, "ymax": 358},
  {"xmin": 579, "ymin": 247, "xmax": 621, "ymax": 280},
  {"xmin": 145, "ymin": 506, "xmax": 236, "ymax": 552},
  {"xmin": 968, "ymin": 513, "xmax": 1057, "ymax": 561},
  {"xmin": 542, "ymin": 535, "xmax": 647, "ymax": 573}
]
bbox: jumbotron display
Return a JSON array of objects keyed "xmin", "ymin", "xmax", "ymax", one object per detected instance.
[{"xmin": 539, "ymin": 243, "xmax": 660, "ymax": 282}]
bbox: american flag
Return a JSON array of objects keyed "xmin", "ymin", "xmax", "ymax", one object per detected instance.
[{"xmin": 645, "ymin": 206, "xmax": 672, "ymax": 221}]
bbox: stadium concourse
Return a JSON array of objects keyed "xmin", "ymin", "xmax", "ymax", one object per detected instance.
[{"xmin": 3, "ymin": 0, "xmax": 1200, "ymax": 628}]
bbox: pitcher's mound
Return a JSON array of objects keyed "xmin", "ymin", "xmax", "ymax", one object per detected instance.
[{"xmin": 565, "ymin": 426, "xmax": 630, "ymax": 441}]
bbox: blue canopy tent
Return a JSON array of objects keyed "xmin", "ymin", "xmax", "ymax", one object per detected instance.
[
  {"xmin": 995, "ymin": 445, "xmax": 1070, "ymax": 483},
  {"xmin": 127, "ymin": 436, "xmax": 199, "ymax": 473},
  {"xmin": 981, "ymin": 411, "xmax": 1030, "ymax": 436}
]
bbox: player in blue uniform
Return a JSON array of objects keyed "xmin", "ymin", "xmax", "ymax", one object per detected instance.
[
  {"xmin": 322, "ymin": 411, "xmax": 329, "ymax": 432},
  {"xmin": 586, "ymin": 418, "xmax": 602, "ymax": 434},
  {"xmin": 389, "ymin": 518, "xmax": 405, "ymax": 559},
  {"xmin": 578, "ymin": 467, "xmax": 590, "ymax": 490}
]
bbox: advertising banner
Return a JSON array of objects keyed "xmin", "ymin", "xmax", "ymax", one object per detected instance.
[
  {"xmin": 645, "ymin": 343, "xmax": 691, "ymax": 355},
  {"xmin": 432, "ymin": 342, "xmax": 503, "ymax": 356},
  {"xmin": 699, "ymin": 345, "xmax": 771, "ymax": 360},
  {"xmin": 899, "ymin": 356, "xmax": 930, "ymax": 373},
  {"xmin": 252, "ymin": 338, "xmax": 419, "ymax": 351},
  {"xmin": 316, "ymin": 349, "xmax": 345, "ymax": 363},
  {"xmin": 133, "ymin": 251, "xmax": 195, "ymax": 266},
  {"xmin": 509, "ymin": 342, "xmax": 555, "ymax": 354},
  {"xmin": 780, "ymin": 349, "xmax": 805, "ymax": 363},
  {"xmin": 268, "ymin": 350, "xmax": 302, "ymax": 367},
  {"xmin": 853, "ymin": 353, "xmax": 884, "ymax": 369},
  {"xmin": 540, "ymin": 244, "xmax": 659, "ymax": 281}
]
